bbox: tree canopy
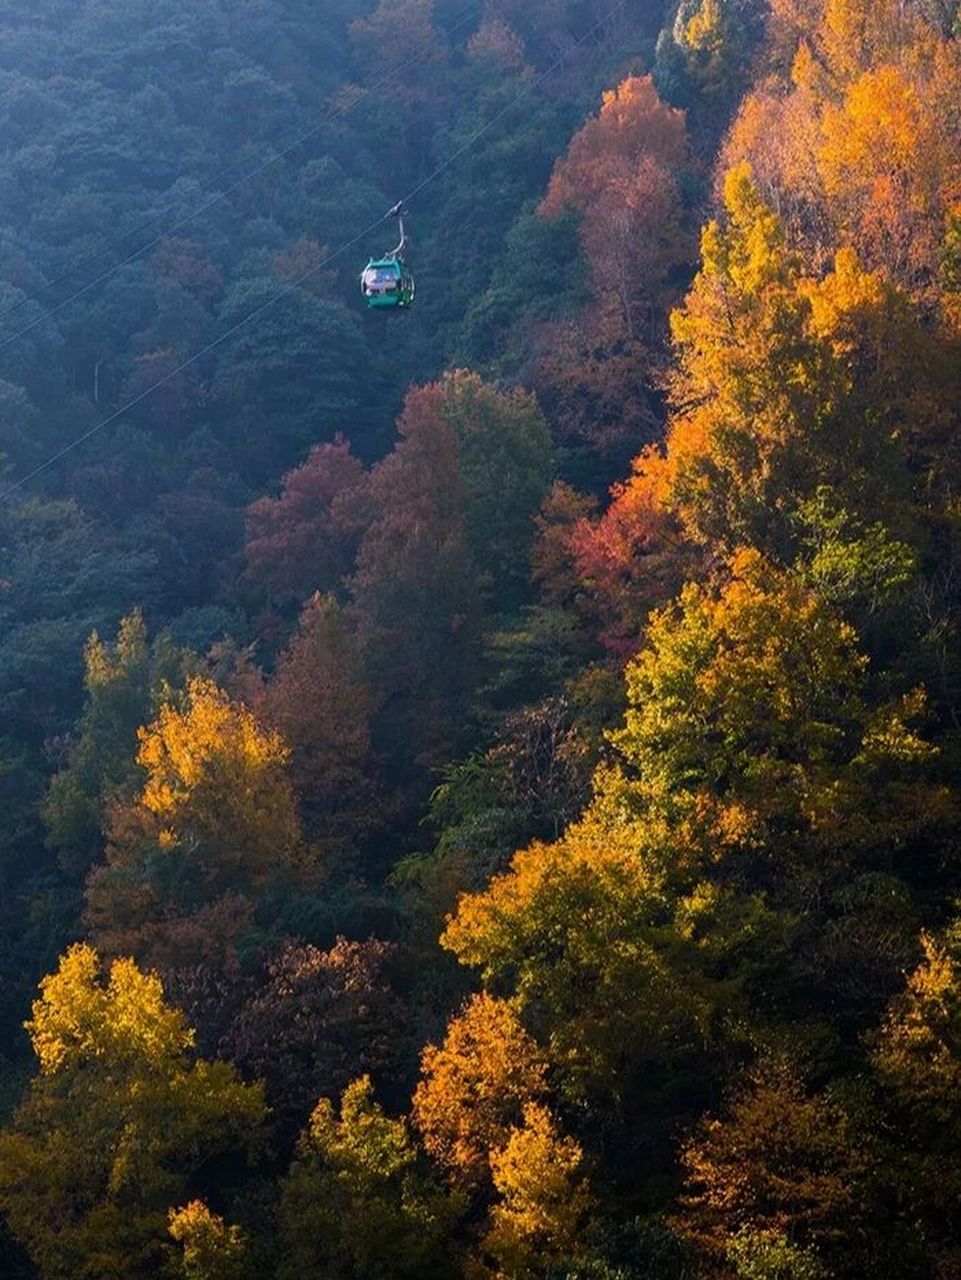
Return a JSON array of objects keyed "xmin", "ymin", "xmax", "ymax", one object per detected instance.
[{"xmin": 4, "ymin": 2, "xmax": 961, "ymax": 1277}]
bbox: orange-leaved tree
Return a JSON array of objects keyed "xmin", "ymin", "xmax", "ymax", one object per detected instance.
[
  {"xmin": 259, "ymin": 593, "xmax": 381, "ymax": 850},
  {"xmin": 411, "ymin": 992, "xmax": 548, "ymax": 1189},
  {"xmin": 536, "ymin": 75, "xmax": 691, "ymax": 454},
  {"xmin": 674, "ymin": 1062, "xmax": 874, "ymax": 1274}
]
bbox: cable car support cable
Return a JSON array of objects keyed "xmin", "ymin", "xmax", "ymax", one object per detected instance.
[
  {"xmin": 0, "ymin": 0, "xmax": 484, "ymax": 346},
  {"xmin": 0, "ymin": 0, "xmax": 628, "ymax": 503}
]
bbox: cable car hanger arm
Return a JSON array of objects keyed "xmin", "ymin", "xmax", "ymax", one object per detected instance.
[{"xmin": 386, "ymin": 200, "xmax": 408, "ymax": 261}]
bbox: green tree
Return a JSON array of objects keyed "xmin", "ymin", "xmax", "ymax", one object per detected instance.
[
  {"xmin": 610, "ymin": 548, "xmax": 941, "ymax": 884},
  {"xmin": 44, "ymin": 611, "xmax": 188, "ymax": 878},
  {"xmin": 728, "ymin": 1229, "xmax": 829, "ymax": 1280},
  {"xmin": 350, "ymin": 380, "xmax": 482, "ymax": 775},
  {"xmin": 439, "ymin": 370, "xmax": 553, "ymax": 606},
  {"xmin": 657, "ymin": 1, "xmax": 767, "ymax": 113},
  {"xmin": 0, "ymin": 498, "xmax": 156, "ymax": 746},
  {"xmin": 210, "ymin": 279, "xmax": 365, "ymax": 485},
  {"xmin": 442, "ymin": 826, "xmax": 715, "ymax": 1109},
  {"xmin": 277, "ymin": 1075, "xmax": 459, "ymax": 1280}
]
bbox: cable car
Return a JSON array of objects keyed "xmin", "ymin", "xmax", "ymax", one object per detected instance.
[{"xmin": 361, "ymin": 202, "xmax": 415, "ymax": 309}]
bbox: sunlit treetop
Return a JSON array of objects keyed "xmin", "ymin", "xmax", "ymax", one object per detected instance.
[
  {"xmin": 874, "ymin": 922, "xmax": 961, "ymax": 1126},
  {"xmin": 726, "ymin": 0, "xmax": 961, "ymax": 304},
  {"xmin": 0, "ymin": 945, "xmax": 266, "ymax": 1279},
  {"xmin": 168, "ymin": 1200, "xmax": 248, "ymax": 1280},
  {"xmin": 278, "ymin": 1074, "xmax": 460, "ymax": 1280},
  {"xmin": 26, "ymin": 941, "xmax": 193, "ymax": 1075},
  {"xmin": 135, "ymin": 675, "xmax": 307, "ymax": 884},
  {"xmin": 539, "ymin": 74, "xmax": 687, "ymax": 220},
  {"xmin": 479, "ymin": 1101, "xmax": 593, "ymax": 1278},
  {"xmin": 653, "ymin": 165, "xmax": 937, "ymax": 553},
  {"xmin": 605, "ymin": 548, "xmax": 941, "ymax": 876},
  {"xmin": 412, "ymin": 992, "xmax": 548, "ymax": 1187}
]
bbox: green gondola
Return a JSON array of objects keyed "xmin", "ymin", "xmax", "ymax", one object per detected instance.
[{"xmin": 361, "ymin": 202, "xmax": 415, "ymax": 309}]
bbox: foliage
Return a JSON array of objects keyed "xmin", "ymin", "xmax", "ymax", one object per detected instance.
[
  {"xmin": 168, "ymin": 1202, "xmax": 249, "ymax": 1280},
  {"xmin": 446, "ymin": 547, "xmax": 952, "ymax": 1118},
  {"xmin": 259, "ymin": 593, "xmax": 380, "ymax": 850},
  {"xmin": 536, "ymin": 75, "xmax": 692, "ymax": 457},
  {"xmin": 656, "ymin": 0, "xmax": 768, "ymax": 114},
  {"xmin": 479, "ymin": 1102, "xmax": 593, "ymax": 1279},
  {"xmin": 3, "ymin": 2, "xmax": 961, "ymax": 1277},
  {"xmin": 84, "ymin": 676, "xmax": 309, "ymax": 970},
  {"xmin": 277, "ymin": 1075, "xmax": 460, "ymax": 1280},
  {"xmin": 221, "ymin": 937, "xmax": 406, "ymax": 1140},
  {"xmin": 44, "ymin": 611, "xmax": 189, "ymax": 877},
  {"xmin": 0, "ymin": 945, "xmax": 266, "ymax": 1279},
  {"xmin": 412, "ymin": 992, "xmax": 548, "ymax": 1188},
  {"xmin": 442, "ymin": 826, "xmax": 714, "ymax": 1108},
  {"xmin": 244, "ymin": 438, "xmax": 369, "ymax": 607},
  {"xmin": 871, "ymin": 918, "xmax": 961, "ymax": 1250},
  {"xmin": 659, "ymin": 166, "xmax": 933, "ymax": 557},
  {"xmin": 723, "ymin": 0, "xmax": 961, "ymax": 302},
  {"xmin": 349, "ymin": 378, "xmax": 482, "ymax": 773},
  {"xmin": 674, "ymin": 1064, "xmax": 872, "ymax": 1267},
  {"xmin": 439, "ymin": 370, "xmax": 554, "ymax": 604},
  {"xmin": 727, "ymin": 1230, "xmax": 829, "ymax": 1280}
]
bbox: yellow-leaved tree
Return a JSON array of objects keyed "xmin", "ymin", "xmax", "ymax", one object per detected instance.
[
  {"xmin": 168, "ymin": 1201, "xmax": 249, "ymax": 1280},
  {"xmin": 85, "ymin": 676, "xmax": 311, "ymax": 969},
  {"xmin": 662, "ymin": 164, "xmax": 923, "ymax": 555},
  {"xmin": 441, "ymin": 824, "xmax": 713, "ymax": 1109},
  {"xmin": 135, "ymin": 675, "xmax": 304, "ymax": 884},
  {"xmin": 476, "ymin": 1102, "xmax": 593, "ymax": 1280},
  {"xmin": 872, "ymin": 919, "xmax": 961, "ymax": 1236},
  {"xmin": 0, "ymin": 944, "xmax": 266, "ymax": 1279}
]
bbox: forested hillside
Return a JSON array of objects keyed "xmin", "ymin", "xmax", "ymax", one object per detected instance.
[{"xmin": 2, "ymin": 0, "xmax": 961, "ymax": 1276}]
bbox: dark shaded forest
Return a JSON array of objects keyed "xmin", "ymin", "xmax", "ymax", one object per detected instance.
[{"xmin": 3, "ymin": 0, "xmax": 961, "ymax": 1276}]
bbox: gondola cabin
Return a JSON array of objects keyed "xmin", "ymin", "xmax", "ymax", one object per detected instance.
[{"xmin": 360, "ymin": 256, "xmax": 415, "ymax": 309}]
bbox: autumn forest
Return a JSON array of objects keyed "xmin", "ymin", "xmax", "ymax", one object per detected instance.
[{"xmin": 2, "ymin": 0, "xmax": 961, "ymax": 1276}]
